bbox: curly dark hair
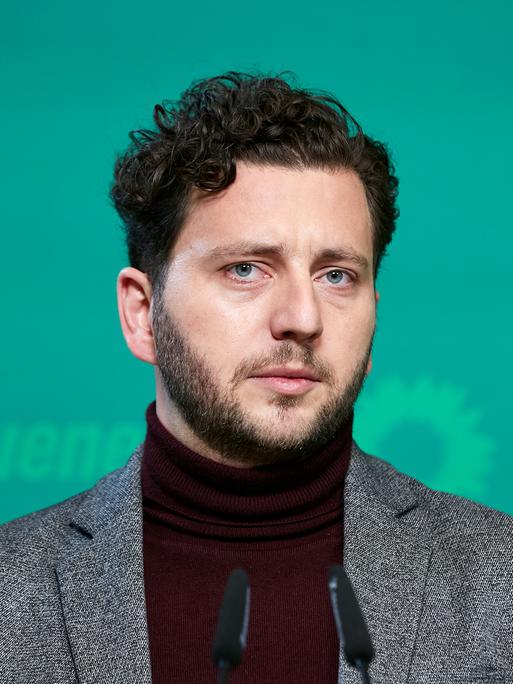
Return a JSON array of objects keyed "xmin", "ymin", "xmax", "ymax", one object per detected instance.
[{"xmin": 111, "ymin": 72, "xmax": 399, "ymax": 294}]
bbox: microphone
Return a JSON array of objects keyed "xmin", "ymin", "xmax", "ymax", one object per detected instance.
[
  {"xmin": 212, "ymin": 568, "xmax": 250, "ymax": 684},
  {"xmin": 328, "ymin": 565, "xmax": 374, "ymax": 684}
]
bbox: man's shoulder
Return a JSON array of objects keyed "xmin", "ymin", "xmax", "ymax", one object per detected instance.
[
  {"xmin": 0, "ymin": 489, "xmax": 87, "ymax": 546},
  {"xmin": 0, "ymin": 446, "xmax": 145, "ymax": 680},
  {"xmin": 352, "ymin": 443, "xmax": 513, "ymax": 543},
  {"xmin": 0, "ymin": 444, "xmax": 144, "ymax": 569}
]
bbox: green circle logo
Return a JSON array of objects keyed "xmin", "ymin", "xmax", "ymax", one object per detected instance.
[{"xmin": 354, "ymin": 376, "xmax": 495, "ymax": 499}]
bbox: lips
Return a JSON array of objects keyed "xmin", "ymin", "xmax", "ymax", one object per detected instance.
[
  {"xmin": 250, "ymin": 367, "xmax": 320, "ymax": 381},
  {"xmin": 248, "ymin": 367, "xmax": 321, "ymax": 396}
]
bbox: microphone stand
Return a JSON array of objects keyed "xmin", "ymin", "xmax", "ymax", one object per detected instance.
[
  {"xmin": 354, "ymin": 658, "xmax": 371, "ymax": 684},
  {"xmin": 217, "ymin": 660, "xmax": 230, "ymax": 684}
]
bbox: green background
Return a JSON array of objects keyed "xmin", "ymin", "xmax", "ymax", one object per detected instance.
[{"xmin": 1, "ymin": 0, "xmax": 512, "ymax": 523}]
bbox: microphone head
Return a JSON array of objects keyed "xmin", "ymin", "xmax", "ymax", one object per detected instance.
[
  {"xmin": 212, "ymin": 568, "xmax": 250, "ymax": 669},
  {"xmin": 328, "ymin": 565, "xmax": 374, "ymax": 667}
]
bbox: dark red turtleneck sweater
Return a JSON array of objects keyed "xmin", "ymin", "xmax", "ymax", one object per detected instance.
[{"xmin": 142, "ymin": 401, "xmax": 353, "ymax": 683}]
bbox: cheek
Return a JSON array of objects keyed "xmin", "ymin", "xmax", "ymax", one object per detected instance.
[
  {"xmin": 172, "ymin": 294, "xmax": 261, "ymax": 371},
  {"xmin": 325, "ymin": 306, "xmax": 375, "ymax": 363},
  {"xmin": 186, "ymin": 300, "xmax": 259, "ymax": 340},
  {"xmin": 350, "ymin": 309, "xmax": 375, "ymax": 343}
]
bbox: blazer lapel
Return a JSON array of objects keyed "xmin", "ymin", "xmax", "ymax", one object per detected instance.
[
  {"xmin": 339, "ymin": 443, "xmax": 434, "ymax": 684},
  {"xmin": 55, "ymin": 446, "xmax": 152, "ymax": 684}
]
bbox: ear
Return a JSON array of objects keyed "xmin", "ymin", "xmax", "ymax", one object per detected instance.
[
  {"xmin": 117, "ymin": 267, "xmax": 158, "ymax": 365},
  {"xmin": 365, "ymin": 289, "xmax": 380, "ymax": 377}
]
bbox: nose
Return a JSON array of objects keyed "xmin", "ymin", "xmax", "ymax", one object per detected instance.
[{"xmin": 269, "ymin": 271, "xmax": 324, "ymax": 344}]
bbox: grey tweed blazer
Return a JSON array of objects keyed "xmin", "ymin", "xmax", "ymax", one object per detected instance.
[{"xmin": 0, "ymin": 442, "xmax": 512, "ymax": 683}]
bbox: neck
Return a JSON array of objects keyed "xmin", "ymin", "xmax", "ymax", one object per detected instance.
[{"xmin": 143, "ymin": 398, "xmax": 353, "ymax": 521}]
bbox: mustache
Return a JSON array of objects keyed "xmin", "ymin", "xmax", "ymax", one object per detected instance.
[{"xmin": 230, "ymin": 342, "xmax": 334, "ymax": 386}]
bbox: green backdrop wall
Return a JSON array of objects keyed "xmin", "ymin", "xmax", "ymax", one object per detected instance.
[{"xmin": 1, "ymin": 0, "xmax": 512, "ymax": 523}]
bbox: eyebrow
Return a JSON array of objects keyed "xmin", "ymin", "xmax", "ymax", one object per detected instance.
[{"xmin": 204, "ymin": 241, "xmax": 370, "ymax": 270}]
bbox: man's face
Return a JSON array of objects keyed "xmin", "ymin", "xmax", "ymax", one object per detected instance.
[{"xmin": 152, "ymin": 163, "xmax": 376, "ymax": 466}]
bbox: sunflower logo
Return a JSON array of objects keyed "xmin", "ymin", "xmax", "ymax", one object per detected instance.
[{"xmin": 354, "ymin": 375, "xmax": 495, "ymax": 499}]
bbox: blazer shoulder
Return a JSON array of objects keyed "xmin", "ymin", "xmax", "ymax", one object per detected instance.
[
  {"xmin": 0, "ymin": 445, "xmax": 143, "ymax": 568},
  {"xmin": 352, "ymin": 442, "xmax": 513, "ymax": 541}
]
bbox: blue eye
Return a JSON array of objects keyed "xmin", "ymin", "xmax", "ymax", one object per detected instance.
[
  {"xmin": 325, "ymin": 270, "xmax": 346, "ymax": 284},
  {"xmin": 234, "ymin": 264, "xmax": 254, "ymax": 278}
]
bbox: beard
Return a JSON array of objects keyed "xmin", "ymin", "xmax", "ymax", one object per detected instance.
[{"xmin": 152, "ymin": 297, "xmax": 373, "ymax": 467}]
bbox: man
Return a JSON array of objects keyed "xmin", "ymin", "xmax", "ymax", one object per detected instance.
[{"xmin": 0, "ymin": 73, "xmax": 511, "ymax": 683}]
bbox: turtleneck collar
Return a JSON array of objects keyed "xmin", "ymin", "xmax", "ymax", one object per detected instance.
[{"xmin": 141, "ymin": 400, "xmax": 353, "ymax": 540}]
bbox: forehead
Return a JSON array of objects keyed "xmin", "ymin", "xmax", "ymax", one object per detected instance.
[{"xmin": 172, "ymin": 162, "xmax": 373, "ymax": 262}]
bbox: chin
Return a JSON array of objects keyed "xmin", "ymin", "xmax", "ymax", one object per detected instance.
[
  {"xmin": 253, "ymin": 404, "xmax": 319, "ymax": 434},
  {"xmin": 252, "ymin": 397, "xmax": 308, "ymax": 415}
]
